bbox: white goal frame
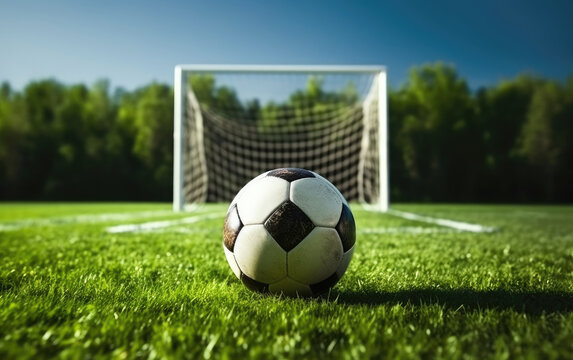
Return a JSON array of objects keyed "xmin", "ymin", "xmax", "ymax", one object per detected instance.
[{"xmin": 173, "ymin": 64, "xmax": 389, "ymax": 212}]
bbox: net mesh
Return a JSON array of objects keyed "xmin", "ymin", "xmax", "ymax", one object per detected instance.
[{"xmin": 181, "ymin": 71, "xmax": 381, "ymax": 205}]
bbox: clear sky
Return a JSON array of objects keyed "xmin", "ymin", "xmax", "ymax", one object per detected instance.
[{"xmin": 1, "ymin": 0, "xmax": 571, "ymax": 90}]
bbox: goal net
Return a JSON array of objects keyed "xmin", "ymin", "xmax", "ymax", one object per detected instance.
[{"xmin": 173, "ymin": 65, "xmax": 388, "ymax": 211}]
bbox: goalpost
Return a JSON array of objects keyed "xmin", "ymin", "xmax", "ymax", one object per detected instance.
[{"xmin": 173, "ymin": 65, "xmax": 388, "ymax": 212}]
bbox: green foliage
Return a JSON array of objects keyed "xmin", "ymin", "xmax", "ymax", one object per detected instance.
[
  {"xmin": 472, "ymin": 75, "xmax": 541, "ymax": 202},
  {"xmin": 390, "ymin": 63, "xmax": 478, "ymax": 201},
  {"xmin": 190, "ymin": 75, "xmax": 244, "ymax": 119},
  {"xmin": 0, "ymin": 65, "xmax": 572, "ymax": 202},
  {"xmin": 132, "ymin": 83, "xmax": 173, "ymax": 190},
  {"xmin": 389, "ymin": 65, "xmax": 573, "ymax": 202},
  {"xmin": 0, "ymin": 203, "xmax": 571, "ymax": 358},
  {"xmin": 0, "ymin": 80, "xmax": 173, "ymax": 200},
  {"xmin": 514, "ymin": 81, "xmax": 570, "ymax": 200}
]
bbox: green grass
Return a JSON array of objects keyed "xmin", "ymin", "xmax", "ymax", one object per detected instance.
[{"xmin": 0, "ymin": 203, "xmax": 572, "ymax": 359}]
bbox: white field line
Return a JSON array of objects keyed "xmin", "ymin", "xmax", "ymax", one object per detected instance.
[
  {"xmin": 105, "ymin": 213, "xmax": 224, "ymax": 233},
  {"xmin": 149, "ymin": 226, "xmax": 222, "ymax": 234},
  {"xmin": 359, "ymin": 226, "xmax": 461, "ymax": 234},
  {"xmin": 386, "ymin": 209, "xmax": 497, "ymax": 233},
  {"xmin": 0, "ymin": 205, "xmax": 210, "ymax": 232}
]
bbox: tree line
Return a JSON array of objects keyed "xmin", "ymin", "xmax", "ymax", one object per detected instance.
[
  {"xmin": 0, "ymin": 80, "xmax": 173, "ymax": 201},
  {"xmin": 0, "ymin": 63, "xmax": 571, "ymax": 202},
  {"xmin": 389, "ymin": 64, "xmax": 573, "ymax": 203}
]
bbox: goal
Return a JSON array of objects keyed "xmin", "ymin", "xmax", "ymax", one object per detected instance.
[{"xmin": 173, "ymin": 65, "xmax": 388, "ymax": 211}]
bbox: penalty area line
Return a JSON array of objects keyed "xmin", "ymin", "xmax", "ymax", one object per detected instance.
[
  {"xmin": 105, "ymin": 212, "xmax": 224, "ymax": 234},
  {"xmin": 386, "ymin": 209, "xmax": 497, "ymax": 233}
]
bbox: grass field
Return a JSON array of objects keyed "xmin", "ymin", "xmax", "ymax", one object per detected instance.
[{"xmin": 0, "ymin": 203, "xmax": 572, "ymax": 359}]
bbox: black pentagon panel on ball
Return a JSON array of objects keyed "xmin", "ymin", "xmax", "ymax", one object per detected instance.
[
  {"xmin": 266, "ymin": 168, "xmax": 315, "ymax": 182},
  {"xmin": 336, "ymin": 204, "xmax": 356, "ymax": 252},
  {"xmin": 240, "ymin": 273, "xmax": 269, "ymax": 293},
  {"xmin": 309, "ymin": 272, "xmax": 339, "ymax": 295},
  {"xmin": 223, "ymin": 204, "xmax": 243, "ymax": 252},
  {"xmin": 264, "ymin": 201, "xmax": 315, "ymax": 252}
]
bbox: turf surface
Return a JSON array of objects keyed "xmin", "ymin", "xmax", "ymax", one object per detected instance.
[{"xmin": 0, "ymin": 203, "xmax": 572, "ymax": 359}]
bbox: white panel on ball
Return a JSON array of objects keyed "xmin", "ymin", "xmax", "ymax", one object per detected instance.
[
  {"xmin": 223, "ymin": 246, "xmax": 241, "ymax": 279},
  {"xmin": 287, "ymin": 227, "xmax": 343, "ymax": 284},
  {"xmin": 234, "ymin": 224, "xmax": 287, "ymax": 284},
  {"xmin": 313, "ymin": 172, "xmax": 349, "ymax": 206},
  {"xmin": 290, "ymin": 178, "xmax": 343, "ymax": 227},
  {"xmin": 335, "ymin": 247, "xmax": 354, "ymax": 279},
  {"xmin": 269, "ymin": 277, "xmax": 312, "ymax": 297},
  {"xmin": 237, "ymin": 176, "xmax": 289, "ymax": 225},
  {"xmin": 229, "ymin": 171, "xmax": 270, "ymax": 210}
]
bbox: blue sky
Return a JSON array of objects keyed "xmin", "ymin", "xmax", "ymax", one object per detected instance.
[{"xmin": 1, "ymin": 0, "xmax": 571, "ymax": 90}]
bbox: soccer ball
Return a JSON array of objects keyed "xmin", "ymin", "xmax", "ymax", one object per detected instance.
[{"xmin": 223, "ymin": 168, "xmax": 355, "ymax": 297}]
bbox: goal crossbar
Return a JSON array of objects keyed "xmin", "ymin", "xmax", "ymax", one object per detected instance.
[{"xmin": 175, "ymin": 64, "xmax": 386, "ymax": 74}]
